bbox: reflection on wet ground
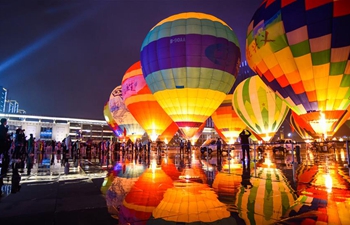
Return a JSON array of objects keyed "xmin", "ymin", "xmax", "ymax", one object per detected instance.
[{"xmin": 103, "ymin": 145, "xmax": 350, "ymax": 225}]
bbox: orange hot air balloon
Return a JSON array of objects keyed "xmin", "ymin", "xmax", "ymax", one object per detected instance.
[
  {"xmin": 211, "ymin": 94, "xmax": 251, "ymax": 144},
  {"xmin": 290, "ymin": 111, "xmax": 315, "ymax": 140},
  {"xmin": 122, "ymin": 61, "xmax": 178, "ymax": 142}
]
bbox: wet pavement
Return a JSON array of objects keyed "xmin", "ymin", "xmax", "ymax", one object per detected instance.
[
  {"xmin": 103, "ymin": 144, "xmax": 350, "ymax": 225},
  {"xmin": 1, "ymin": 144, "xmax": 350, "ymax": 225},
  {"xmin": 0, "ymin": 157, "xmax": 115, "ymax": 225}
]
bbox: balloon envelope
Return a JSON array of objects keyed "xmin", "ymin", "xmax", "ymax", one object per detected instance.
[
  {"xmin": 141, "ymin": 12, "xmax": 241, "ymax": 138},
  {"xmin": 122, "ymin": 61, "xmax": 178, "ymax": 142},
  {"xmin": 290, "ymin": 111, "xmax": 315, "ymax": 140},
  {"xmin": 211, "ymin": 94, "xmax": 250, "ymax": 143},
  {"xmin": 109, "ymin": 85, "xmax": 145, "ymax": 140},
  {"xmin": 103, "ymin": 100, "xmax": 123, "ymax": 136},
  {"xmin": 246, "ymin": 0, "xmax": 350, "ymax": 138},
  {"xmin": 232, "ymin": 75, "xmax": 289, "ymax": 141}
]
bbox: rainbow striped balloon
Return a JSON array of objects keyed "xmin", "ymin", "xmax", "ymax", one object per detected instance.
[
  {"xmin": 140, "ymin": 12, "xmax": 241, "ymax": 138},
  {"xmin": 246, "ymin": 0, "xmax": 350, "ymax": 137}
]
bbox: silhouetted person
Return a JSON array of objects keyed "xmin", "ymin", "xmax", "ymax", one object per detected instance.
[
  {"xmin": 179, "ymin": 140, "xmax": 184, "ymax": 155},
  {"xmin": 27, "ymin": 134, "xmax": 35, "ymax": 175},
  {"xmin": 186, "ymin": 140, "xmax": 191, "ymax": 153},
  {"xmin": 240, "ymin": 129, "xmax": 251, "ymax": 161},
  {"xmin": 0, "ymin": 118, "xmax": 10, "ymax": 196},
  {"xmin": 216, "ymin": 137, "xmax": 222, "ymax": 156}
]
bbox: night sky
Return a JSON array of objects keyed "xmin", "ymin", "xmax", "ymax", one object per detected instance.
[{"xmin": 0, "ymin": 0, "xmax": 261, "ymax": 120}]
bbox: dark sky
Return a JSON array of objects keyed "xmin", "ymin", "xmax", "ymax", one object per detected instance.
[{"xmin": 0, "ymin": 0, "xmax": 261, "ymax": 120}]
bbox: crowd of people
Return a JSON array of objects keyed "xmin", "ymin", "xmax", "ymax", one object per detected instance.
[{"xmin": 0, "ymin": 118, "xmax": 147, "ymax": 195}]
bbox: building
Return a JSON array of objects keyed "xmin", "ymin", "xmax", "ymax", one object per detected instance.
[
  {"xmin": 6, "ymin": 100, "xmax": 19, "ymax": 113},
  {"xmin": 0, "ymin": 86, "xmax": 7, "ymax": 113},
  {"xmin": 0, "ymin": 113, "xmax": 114, "ymax": 143}
]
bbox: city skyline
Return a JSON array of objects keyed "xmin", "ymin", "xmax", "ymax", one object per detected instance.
[{"xmin": 0, "ymin": 0, "xmax": 261, "ymax": 120}]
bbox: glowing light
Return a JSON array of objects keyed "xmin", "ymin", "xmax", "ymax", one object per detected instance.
[
  {"xmin": 264, "ymin": 158, "xmax": 272, "ymax": 168},
  {"xmin": 164, "ymin": 138, "xmax": 168, "ymax": 145},
  {"xmin": 262, "ymin": 134, "xmax": 270, "ymax": 142},
  {"xmin": 309, "ymin": 112, "xmax": 337, "ymax": 139},
  {"xmin": 341, "ymin": 149, "xmax": 346, "ymax": 161},
  {"xmin": 228, "ymin": 138, "xmax": 235, "ymax": 145},
  {"xmin": 325, "ymin": 174, "xmax": 333, "ymax": 193},
  {"xmin": 150, "ymin": 130, "xmax": 158, "ymax": 142}
]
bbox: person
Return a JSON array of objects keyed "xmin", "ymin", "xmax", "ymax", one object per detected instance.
[
  {"xmin": 27, "ymin": 134, "xmax": 35, "ymax": 175},
  {"xmin": 239, "ymin": 129, "xmax": 251, "ymax": 161},
  {"xmin": 0, "ymin": 118, "xmax": 9, "ymax": 159},
  {"xmin": 186, "ymin": 139, "xmax": 191, "ymax": 153},
  {"xmin": 216, "ymin": 138, "xmax": 222, "ymax": 155},
  {"xmin": 0, "ymin": 118, "xmax": 9, "ymax": 196},
  {"xmin": 179, "ymin": 140, "xmax": 184, "ymax": 155}
]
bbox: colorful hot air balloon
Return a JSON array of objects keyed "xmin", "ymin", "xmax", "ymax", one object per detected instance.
[
  {"xmin": 290, "ymin": 111, "xmax": 315, "ymax": 140},
  {"xmin": 109, "ymin": 85, "xmax": 145, "ymax": 141},
  {"xmin": 122, "ymin": 61, "xmax": 178, "ymax": 142},
  {"xmin": 246, "ymin": 0, "xmax": 350, "ymax": 138},
  {"xmin": 232, "ymin": 75, "xmax": 289, "ymax": 141},
  {"xmin": 140, "ymin": 12, "xmax": 241, "ymax": 138},
  {"xmin": 211, "ymin": 94, "xmax": 251, "ymax": 143},
  {"xmin": 103, "ymin": 100, "xmax": 123, "ymax": 136}
]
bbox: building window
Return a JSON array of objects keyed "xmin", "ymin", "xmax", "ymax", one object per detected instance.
[{"xmin": 40, "ymin": 127, "xmax": 52, "ymax": 139}]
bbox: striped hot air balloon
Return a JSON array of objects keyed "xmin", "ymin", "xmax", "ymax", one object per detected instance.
[
  {"xmin": 122, "ymin": 61, "xmax": 178, "ymax": 142},
  {"xmin": 140, "ymin": 12, "xmax": 241, "ymax": 139},
  {"xmin": 246, "ymin": 0, "xmax": 350, "ymax": 138},
  {"xmin": 232, "ymin": 75, "xmax": 289, "ymax": 141},
  {"xmin": 290, "ymin": 111, "xmax": 315, "ymax": 140}
]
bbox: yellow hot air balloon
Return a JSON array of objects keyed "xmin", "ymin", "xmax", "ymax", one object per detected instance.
[
  {"xmin": 109, "ymin": 85, "xmax": 145, "ymax": 141},
  {"xmin": 246, "ymin": 0, "xmax": 350, "ymax": 139},
  {"xmin": 140, "ymin": 12, "xmax": 241, "ymax": 139},
  {"xmin": 122, "ymin": 61, "xmax": 178, "ymax": 142},
  {"xmin": 232, "ymin": 75, "xmax": 289, "ymax": 141}
]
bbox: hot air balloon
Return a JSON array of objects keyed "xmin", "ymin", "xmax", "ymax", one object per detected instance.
[
  {"xmin": 109, "ymin": 85, "xmax": 145, "ymax": 142},
  {"xmin": 246, "ymin": 0, "xmax": 350, "ymax": 139},
  {"xmin": 290, "ymin": 111, "xmax": 315, "ymax": 140},
  {"xmin": 122, "ymin": 61, "xmax": 178, "ymax": 142},
  {"xmin": 140, "ymin": 12, "xmax": 241, "ymax": 139},
  {"xmin": 232, "ymin": 75, "xmax": 289, "ymax": 141},
  {"xmin": 211, "ymin": 94, "xmax": 252, "ymax": 144},
  {"xmin": 103, "ymin": 100, "xmax": 123, "ymax": 136}
]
